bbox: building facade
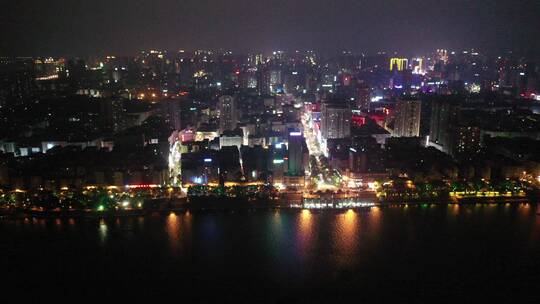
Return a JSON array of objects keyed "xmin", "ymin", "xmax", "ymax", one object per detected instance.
[{"xmin": 393, "ymin": 99, "xmax": 421, "ymax": 137}]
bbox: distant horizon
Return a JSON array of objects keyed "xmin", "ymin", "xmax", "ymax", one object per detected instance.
[
  {"xmin": 2, "ymin": 47, "xmax": 539, "ymax": 60},
  {"xmin": 2, "ymin": 0, "xmax": 539, "ymax": 58}
]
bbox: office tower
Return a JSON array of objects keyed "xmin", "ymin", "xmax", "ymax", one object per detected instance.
[
  {"xmin": 321, "ymin": 101, "xmax": 351, "ymax": 139},
  {"xmin": 393, "ymin": 99, "xmax": 421, "ymax": 137},
  {"xmin": 287, "ymin": 130, "xmax": 304, "ymax": 176},
  {"xmin": 218, "ymin": 95, "xmax": 237, "ymax": 133}
]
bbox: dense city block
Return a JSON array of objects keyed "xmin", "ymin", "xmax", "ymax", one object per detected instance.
[{"xmin": 1, "ymin": 49, "xmax": 539, "ymax": 213}]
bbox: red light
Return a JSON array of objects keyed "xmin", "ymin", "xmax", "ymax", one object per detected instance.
[
  {"xmin": 126, "ymin": 184, "xmax": 159, "ymax": 189},
  {"xmin": 352, "ymin": 115, "xmax": 366, "ymax": 126}
]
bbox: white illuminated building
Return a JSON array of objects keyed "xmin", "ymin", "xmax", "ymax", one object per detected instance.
[{"xmin": 168, "ymin": 131, "xmax": 184, "ymax": 186}]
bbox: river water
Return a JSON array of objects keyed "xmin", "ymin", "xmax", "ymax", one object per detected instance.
[{"xmin": 2, "ymin": 203, "xmax": 540, "ymax": 302}]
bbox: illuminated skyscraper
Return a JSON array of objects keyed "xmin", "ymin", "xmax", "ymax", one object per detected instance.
[
  {"xmin": 259, "ymin": 67, "xmax": 283, "ymax": 94},
  {"xmin": 255, "ymin": 54, "xmax": 264, "ymax": 66},
  {"xmin": 436, "ymin": 49, "xmax": 449, "ymax": 64},
  {"xmin": 411, "ymin": 58, "xmax": 426, "ymax": 75},
  {"xmin": 390, "ymin": 58, "xmax": 409, "ymax": 71},
  {"xmin": 356, "ymin": 83, "xmax": 371, "ymax": 110},
  {"xmin": 321, "ymin": 101, "xmax": 351, "ymax": 139},
  {"xmin": 218, "ymin": 95, "xmax": 237, "ymax": 133}
]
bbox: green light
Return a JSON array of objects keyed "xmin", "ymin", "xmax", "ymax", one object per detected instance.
[{"xmin": 97, "ymin": 205, "xmax": 104, "ymax": 211}]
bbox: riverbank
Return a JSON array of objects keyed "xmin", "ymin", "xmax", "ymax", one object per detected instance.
[{"xmin": 1, "ymin": 197, "xmax": 536, "ymax": 219}]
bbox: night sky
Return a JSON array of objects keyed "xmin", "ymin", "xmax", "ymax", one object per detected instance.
[{"xmin": 2, "ymin": 0, "xmax": 539, "ymax": 56}]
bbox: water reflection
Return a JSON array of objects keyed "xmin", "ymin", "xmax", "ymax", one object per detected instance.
[
  {"xmin": 296, "ymin": 209, "xmax": 314, "ymax": 260},
  {"xmin": 165, "ymin": 211, "xmax": 193, "ymax": 255},
  {"xmin": 451, "ymin": 203, "xmax": 460, "ymax": 215},
  {"xmin": 54, "ymin": 218, "xmax": 62, "ymax": 230},
  {"xmin": 166, "ymin": 212, "xmax": 180, "ymax": 251},
  {"xmin": 98, "ymin": 219, "xmax": 108, "ymax": 244},
  {"xmin": 367, "ymin": 206, "xmax": 382, "ymax": 237},
  {"xmin": 3, "ymin": 204, "xmax": 540, "ymax": 299},
  {"xmin": 265, "ymin": 211, "xmax": 286, "ymax": 262},
  {"xmin": 333, "ymin": 209, "xmax": 359, "ymax": 266},
  {"xmin": 270, "ymin": 211, "xmax": 283, "ymax": 241},
  {"xmin": 532, "ymin": 203, "xmax": 540, "ymax": 243},
  {"xmin": 137, "ymin": 216, "xmax": 145, "ymax": 229}
]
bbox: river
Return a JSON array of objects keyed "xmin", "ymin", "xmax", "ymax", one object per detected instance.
[{"xmin": 2, "ymin": 203, "xmax": 540, "ymax": 302}]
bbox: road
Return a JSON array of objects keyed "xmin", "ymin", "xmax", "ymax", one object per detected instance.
[{"xmin": 301, "ymin": 107, "xmax": 341, "ymax": 191}]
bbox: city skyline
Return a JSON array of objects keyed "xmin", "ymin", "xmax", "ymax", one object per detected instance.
[{"xmin": 2, "ymin": 2, "xmax": 540, "ymax": 300}]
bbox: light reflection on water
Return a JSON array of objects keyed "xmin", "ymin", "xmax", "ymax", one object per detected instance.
[
  {"xmin": 54, "ymin": 218, "xmax": 62, "ymax": 230},
  {"xmin": 166, "ymin": 212, "xmax": 180, "ymax": 251},
  {"xmin": 269, "ymin": 211, "xmax": 284, "ymax": 247},
  {"xmin": 451, "ymin": 203, "xmax": 460, "ymax": 216},
  {"xmin": 98, "ymin": 218, "xmax": 108, "ymax": 244},
  {"xmin": 367, "ymin": 206, "xmax": 382, "ymax": 238},
  {"xmin": 533, "ymin": 204, "xmax": 540, "ymax": 242},
  {"xmin": 165, "ymin": 211, "xmax": 193, "ymax": 255},
  {"xmin": 2, "ymin": 203, "xmax": 540, "ymax": 299},
  {"xmin": 296, "ymin": 209, "xmax": 315, "ymax": 261},
  {"xmin": 333, "ymin": 209, "xmax": 359, "ymax": 266},
  {"xmin": 10, "ymin": 203, "xmax": 540, "ymax": 269}
]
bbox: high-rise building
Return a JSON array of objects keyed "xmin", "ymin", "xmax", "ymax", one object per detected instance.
[
  {"xmin": 390, "ymin": 58, "xmax": 409, "ymax": 71},
  {"xmin": 411, "ymin": 58, "xmax": 426, "ymax": 75},
  {"xmin": 429, "ymin": 99, "xmax": 460, "ymax": 153},
  {"xmin": 0, "ymin": 57, "xmax": 35, "ymax": 107},
  {"xmin": 356, "ymin": 83, "xmax": 371, "ymax": 110},
  {"xmin": 287, "ymin": 129, "xmax": 305, "ymax": 176},
  {"xmin": 259, "ymin": 66, "xmax": 283, "ymax": 95},
  {"xmin": 393, "ymin": 99, "xmax": 421, "ymax": 137},
  {"xmin": 218, "ymin": 95, "xmax": 237, "ymax": 133},
  {"xmin": 321, "ymin": 101, "xmax": 351, "ymax": 139},
  {"xmin": 162, "ymin": 99, "xmax": 182, "ymax": 130},
  {"xmin": 436, "ymin": 49, "xmax": 449, "ymax": 64},
  {"xmin": 255, "ymin": 54, "xmax": 264, "ymax": 66},
  {"xmin": 100, "ymin": 99, "xmax": 125, "ymax": 132},
  {"xmin": 449, "ymin": 126, "xmax": 482, "ymax": 157}
]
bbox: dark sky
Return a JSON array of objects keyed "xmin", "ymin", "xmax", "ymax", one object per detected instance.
[{"xmin": 2, "ymin": 0, "xmax": 539, "ymax": 57}]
